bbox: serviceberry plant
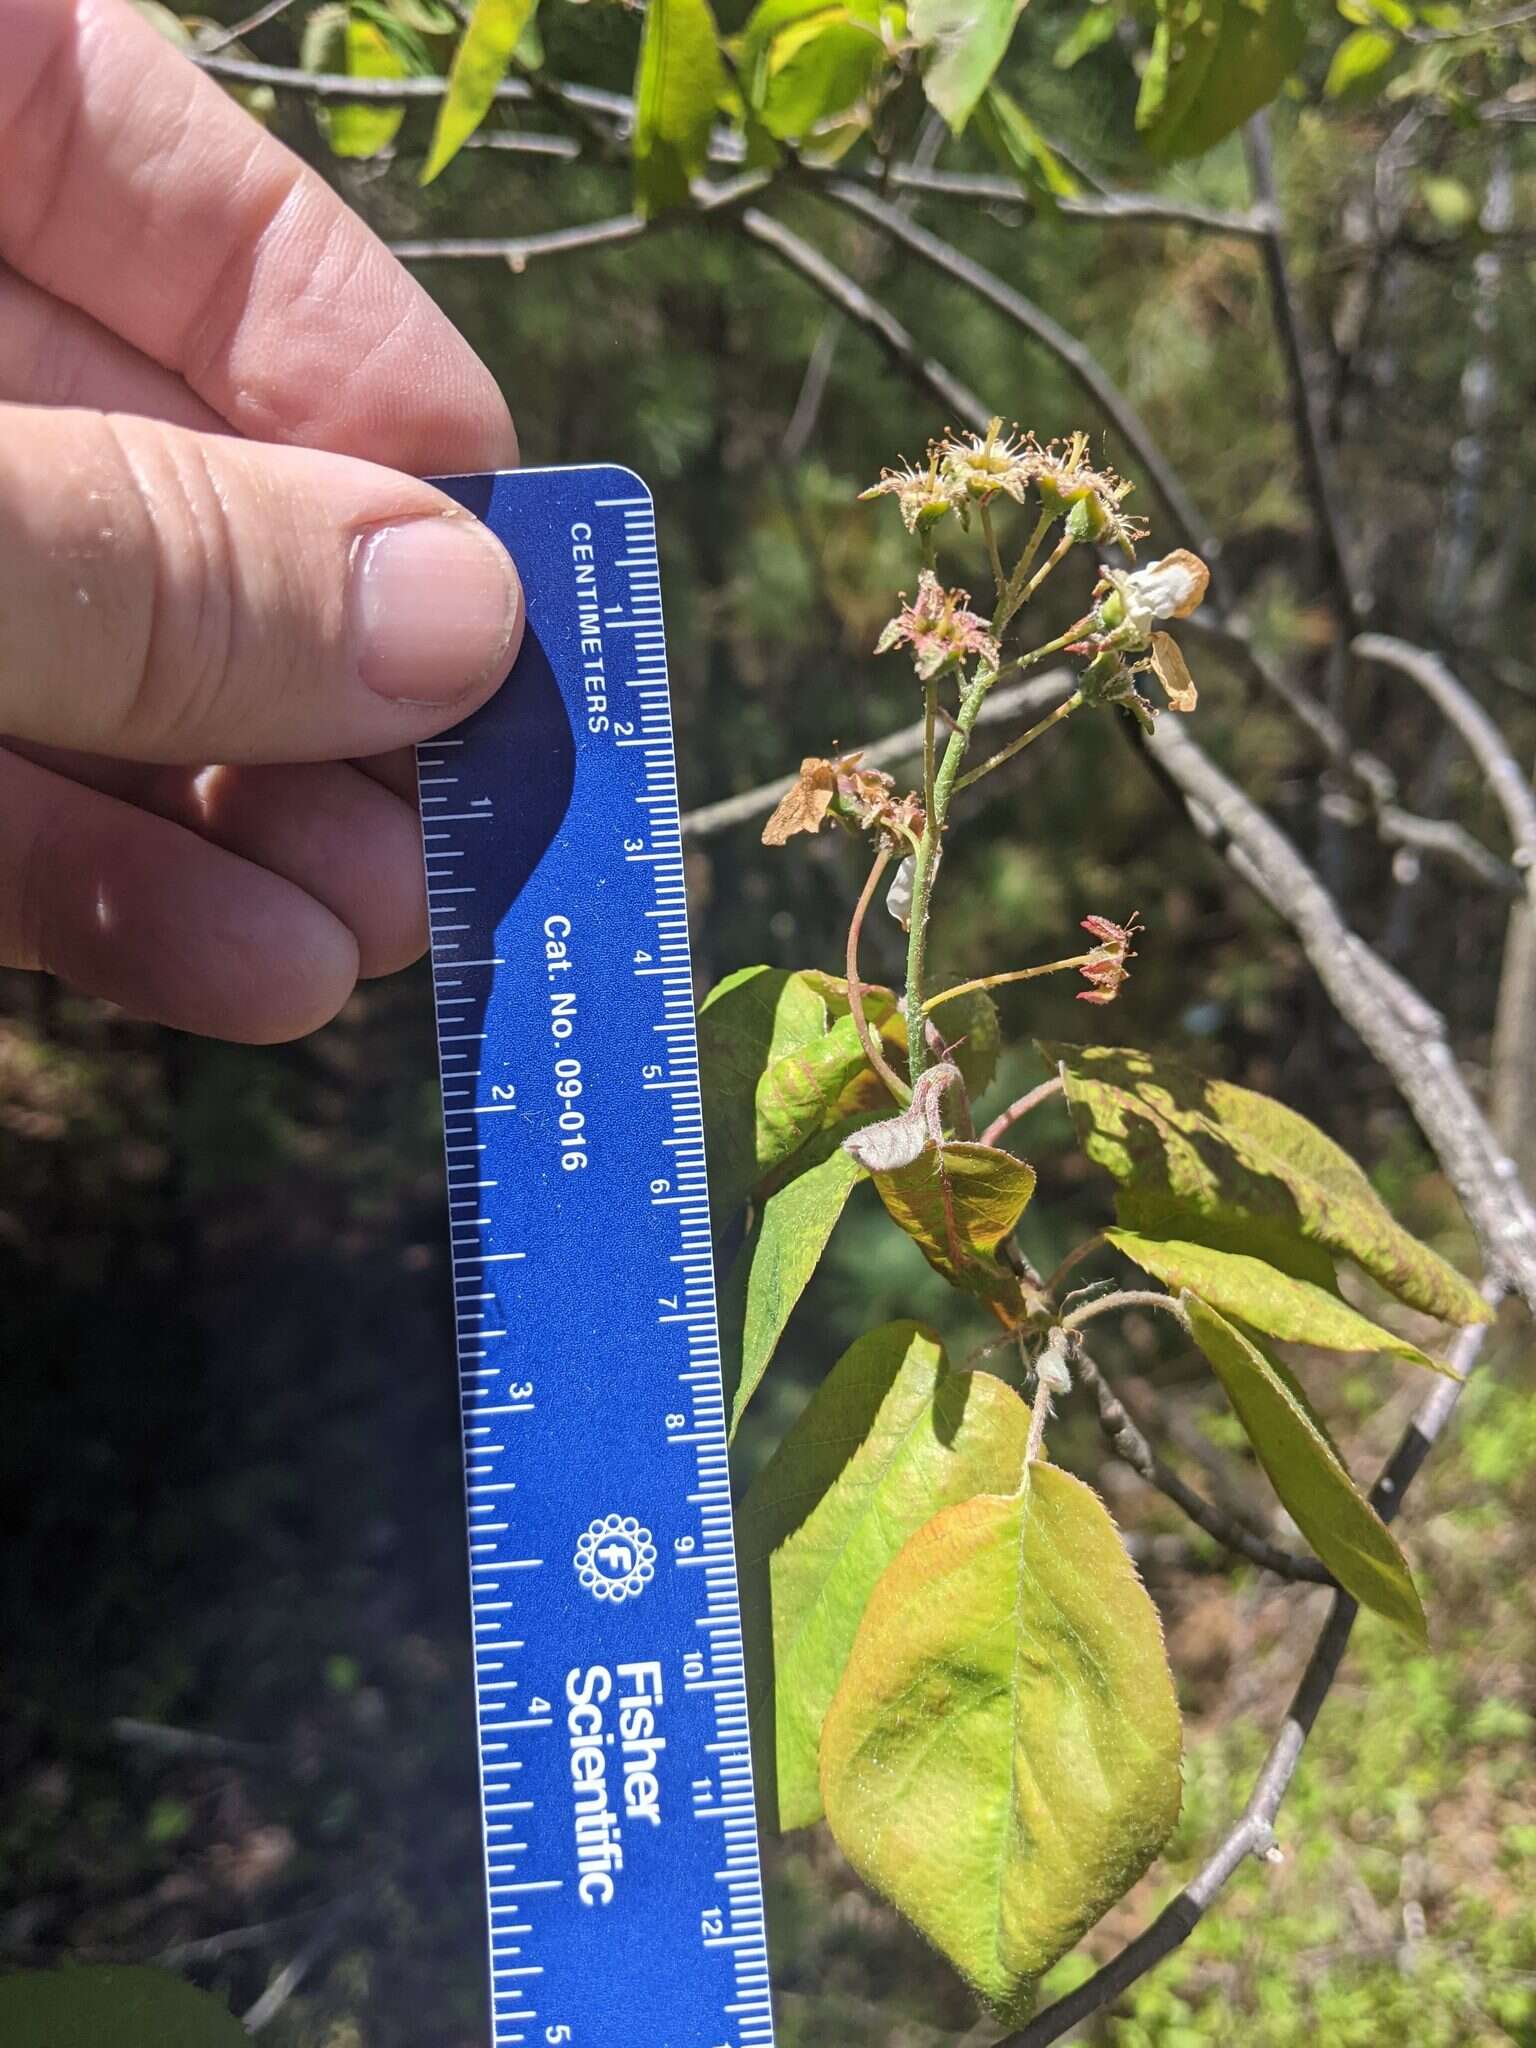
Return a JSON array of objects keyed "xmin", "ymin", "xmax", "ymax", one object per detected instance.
[{"xmin": 700, "ymin": 429, "xmax": 1492, "ymax": 2025}]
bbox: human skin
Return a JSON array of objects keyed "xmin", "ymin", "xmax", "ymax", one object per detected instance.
[{"xmin": 0, "ymin": 0, "xmax": 525, "ymax": 1041}]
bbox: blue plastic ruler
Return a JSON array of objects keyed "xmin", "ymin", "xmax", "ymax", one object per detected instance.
[{"xmin": 415, "ymin": 466, "xmax": 773, "ymax": 2048}]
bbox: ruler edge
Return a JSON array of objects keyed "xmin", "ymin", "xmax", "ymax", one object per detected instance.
[{"xmin": 416, "ymin": 462, "xmax": 775, "ymax": 2047}]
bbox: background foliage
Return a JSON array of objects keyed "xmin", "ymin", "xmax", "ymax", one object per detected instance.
[{"xmin": 3, "ymin": 0, "xmax": 1535, "ymax": 2037}]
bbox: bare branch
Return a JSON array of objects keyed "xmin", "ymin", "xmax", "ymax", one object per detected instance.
[
  {"xmin": 1006, "ymin": 1295, "xmax": 1502, "ymax": 2048},
  {"xmin": 195, "ymin": 0, "xmax": 300, "ymax": 55},
  {"xmin": 979, "ymin": 1074, "xmax": 1064, "ymax": 1147},
  {"xmin": 736, "ymin": 206, "xmax": 989, "ymax": 428},
  {"xmin": 817, "ymin": 179, "xmax": 1219, "ymax": 566},
  {"xmin": 679, "ymin": 672, "xmax": 1072, "ymax": 839},
  {"xmin": 389, "ymin": 171, "xmax": 768, "ymax": 267},
  {"xmin": 865, "ymin": 163, "xmax": 1264, "ymax": 238},
  {"xmin": 1144, "ymin": 714, "xmax": 1536, "ymax": 1313},
  {"xmin": 1354, "ymin": 633, "xmax": 1536, "ymax": 903},
  {"xmin": 194, "ymin": 51, "xmax": 630, "ymax": 118},
  {"xmin": 1072, "ymin": 1344, "xmax": 1334, "ymax": 1584}
]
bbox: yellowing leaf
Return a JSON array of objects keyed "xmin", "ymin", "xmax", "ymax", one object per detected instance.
[
  {"xmin": 739, "ymin": 1323, "xmax": 1031, "ymax": 1829},
  {"xmin": 1106, "ymin": 1229, "xmax": 1450, "ymax": 1371},
  {"xmin": 821, "ymin": 1465, "xmax": 1182, "ymax": 2017},
  {"xmin": 1047, "ymin": 1043, "xmax": 1490, "ymax": 1327},
  {"xmin": 421, "ymin": 0, "xmax": 539, "ymax": 183},
  {"xmin": 633, "ymin": 0, "xmax": 728, "ymax": 215},
  {"xmin": 1184, "ymin": 1298, "xmax": 1427, "ymax": 1641},
  {"xmin": 910, "ymin": 0, "xmax": 1026, "ymax": 129},
  {"xmin": 301, "ymin": 5, "xmax": 407, "ymax": 157},
  {"xmin": 865, "ymin": 1139, "xmax": 1035, "ymax": 1321},
  {"xmin": 721, "ymin": 1132, "xmax": 866, "ymax": 1433},
  {"xmin": 737, "ymin": 0, "xmax": 890, "ymax": 140}
]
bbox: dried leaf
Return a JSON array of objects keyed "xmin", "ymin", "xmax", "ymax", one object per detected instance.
[
  {"xmin": 1149, "ymin": 631, "xmax": 1197, "ymax": 712},
  {"xmin": 761, "ymin": 757, "xmax": 838, "ymax": 845}
]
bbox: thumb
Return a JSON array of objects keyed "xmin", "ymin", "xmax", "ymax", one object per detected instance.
[{"xmin": 0, "ymin": 402, "xmax": 521, "ymax": 762}]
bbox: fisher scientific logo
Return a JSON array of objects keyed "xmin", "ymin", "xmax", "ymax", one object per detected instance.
[{"xmin": 574, "ymin": 1515, "xmax": 656, "ymax": 1603}]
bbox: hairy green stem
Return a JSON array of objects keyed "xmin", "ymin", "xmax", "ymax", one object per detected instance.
[
  {"xmin": 1060, "ymin": 1288, "xmax": 1190, "ymax": 1334},
  {"xmin": 903, "ymin": 669, "xmax": 997, "ymax": 1079}
]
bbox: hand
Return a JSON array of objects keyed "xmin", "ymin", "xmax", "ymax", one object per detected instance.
[{"xmin": 0, "ymin": 0, "xmax": 523, "ymax": 1041}]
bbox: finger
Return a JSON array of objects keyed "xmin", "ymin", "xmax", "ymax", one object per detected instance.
[
  {"xmin": 353, "ymin": 747, "xmax": 424, "ymax": 805},
  {"xmin": 0, "ymin": 0, "xmax": 516, "ymax": 471},
  {"xmin": 10, "ymin": 744, "xmax": 428, "ymax": 978},
  {"xmin": 0, "ymin": 263, "xmax": 221, "ymax": 428},
  {"xmin": 0, "ymin": 402, "xmax": 522, "ymax": 763},
  {"xmin": 0, "ymin": 745, "xmax": 361, "ymax": 1041}
]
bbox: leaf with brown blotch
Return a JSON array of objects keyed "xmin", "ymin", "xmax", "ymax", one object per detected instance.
[{"xmin": 762, "ymin": 757, "xmax": 839, "ymax": 846}]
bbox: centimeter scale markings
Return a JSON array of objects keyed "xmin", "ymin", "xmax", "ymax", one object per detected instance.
[{"xmin": 417, "ymin": 467, "xmax": 774, "ymax": 2048}]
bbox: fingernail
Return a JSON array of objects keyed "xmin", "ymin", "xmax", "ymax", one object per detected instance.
[{"xmin": 351, "ymin": 515, "xmax": 520, "ymax": 704}]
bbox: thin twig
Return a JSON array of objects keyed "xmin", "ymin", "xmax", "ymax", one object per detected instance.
[
  {"xmin": 1006, "ymin": 1297, "xmax": 1501, "ymax": 2047},
  {"xmin": 1072, "ymin": 1345, "xmax": 1334, "ymax": 1584},
  {"xmin": 846, "ymin": 845, "xmax": 908, "ymax": 1105},
  {"xmin": 979, "ymin": 1074, "xmax": 1064, "ymax": 1148},
  {"xmin": 195, "ymin": 0, "xmax": 300, "ymax": 54},
  {"xmin": 1354, "ymin": 634, "xmax": 1536, "ymax": 906},
  {"xmin": 680, "ymin": 677, "xmax": 1073, "ymax": 838},
  {"xmin": 390, "ymin": 171, "xmax": 769, "ymax": 265}
]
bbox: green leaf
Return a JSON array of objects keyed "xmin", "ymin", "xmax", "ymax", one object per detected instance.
[
  {"xmin": 1325, "ymin": 24, "xmax": 1396, "ymax": 95},
  {"xmin": 1054, "ymin": 1, "xmax": 1118, "ymax": 66},
  {"xmin": 1419, "ymin": 172, "xmax": 1476, "ymax": 227},
  {"xmin": 821, "ymin": 1464, "xmax": 1182, "ymax": 2018},
  {"xmin": 1183, "ymin": 1298, "xmax": 1427, "ymax": 1640},
  {"xmin": 302, "ymin": 5, "xmax": 407, "ymax": 156},
  {"xmin": 973, "ymin": 84, "xmax": 1082, "ymax": 200},
  {"xmin": 421, "ymin": 0, "xmax": 539, "ymax": 182},
  {"xmin": 722, "ymin": 1132, "xmax": 866, "ymax": 1432},
  {"xmin": 736, "ymin": 0, "xmax": 891, "ymax": 139},
  {"xmin": 910, "ymin": 0, "xmax": 1026, "ymax": 129},
  {"xmin": 864, "ymin": 1139, "xmax": 1035, "ymax": 1320},
  {"xmin": 1046, "ymin": 1043, "xmax": 1491, "ymax": 1327},
  {"xmin": 0, "ymin": 1967, "xmax": 246, "ymax": 2046},
  {"xmin": 739, "ymin": 1322, "xmax": 1031, "ymax": 1829},
  {"xmin": 633, "ymin": 0, "xmax": 728, "ymax": 215},
  {"xmin": 1136, "ymin": 0, "xmax": 1305, "ymax": 161},
  {"xmin": 1106, "ymin": 1229, "xmax": 1448, "ymax": 1370},
  {"xmin": 699, "ymin": 966, "xmax": 902, "ymax": 1222}
]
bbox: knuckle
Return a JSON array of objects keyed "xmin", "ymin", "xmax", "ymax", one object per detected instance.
[{"xmin": 96, "ymin": 416, "xmax": 240, "ymax": 756}]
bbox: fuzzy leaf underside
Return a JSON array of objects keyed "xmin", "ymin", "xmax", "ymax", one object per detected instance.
[
  {"xmin": 1046, "ymin": 1043, "xmax": 1488, "ymax": 1328},
  {"xmin": 1183, "ymin": 1298, "xmax": 1427, "ymax": 1640},
  {"xmin": 821, "ymin": 1464, "xmax": 1183, "ymax": 2018},
  {"xmin": 739, "ymin": 1322, "xmax": 1032, "ymax": 1828}
]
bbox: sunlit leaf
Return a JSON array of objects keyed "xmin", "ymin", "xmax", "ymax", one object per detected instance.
[
  {"xmin": 301, "ymin": 5, "xmax": 407, "ymax": 157},
  {"xmin": 721, "ymin": 1132, "xmax": 866, "ymax": 1432},
  {"xmin": 739, "ymin": 1322, "xmax": 1031, "ymax": 1828},
  {"xmin": 0, "ymin": 1968, "xmax": 246, "ymax": 2046},
  {"xmin": 973, "ymin": 83, "xmax": 1082, "ymax": 201},
  {"xmin": 699, "ymin": 966, "xmax": 902, "ymax": 1221},
  {"xmin": 737, "ymin": 0, "xmax": 891, "ymax": 140},
  {"xmin": 421, "ymin": 0, "xmax": 539, "ymax": 182},
  {"xmin": 1325, "ymin": 24, "xmax": 1396, "ymax": 95},
  {"xmin": 1046, "ymin": 1043, "xmax": 1490, "ymax": 1326},
  {"xmin": 910, "ymin": 0, "xmax": 1027, "ymax": 129},
  {"xmin": 1183, "ymin": 1298, "xmax": 1427, "ymax": 1640},
  {"xmin": 864, "ymin": 1138, "xmax": 1035, "ymax": 1321},
  {"xmin": 1054, "ymin": 0, "xmax": 1118, "ymax": 66},
  {"xmin": 633, "ymin": 0, "xmax": 728, "ymax": 215},
  {"xmin": 1106, "ymin": 1229, "xmax": 1448, "ymax": 1370},
  {"xmin": 1137, "ymin": 0, "xmax": 1305, "ymax": 161},
  {"xmin": 821, "ymin": 1464, "xmax": 1182, "ymax": 2017}
]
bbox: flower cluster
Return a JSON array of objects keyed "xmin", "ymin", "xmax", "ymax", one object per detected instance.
[
  {"xmin": 761, "ymin": 753, "xmax": 925, "ymax": 852},
  {"xmin": 862, "ymin": 420, "xmax": 1144, "ymax": 554},
  {"xmin": 1076, "ymin": 912, "xmax": 1141, "ymax": 1005},
  {"xmin": 874, "ymin": 571, "xmax": 999, "ymax": 681}
]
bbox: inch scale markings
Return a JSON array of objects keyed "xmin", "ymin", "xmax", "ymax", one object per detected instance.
[{"xmin": 420, "ymin": 468, "xmax": 774, "ymax": 2048}]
